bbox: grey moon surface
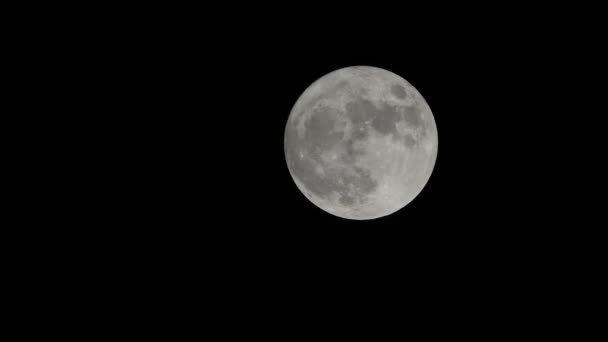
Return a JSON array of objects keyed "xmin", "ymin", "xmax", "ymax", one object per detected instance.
[{"xmin": 284, "ymin": 66, "xmax": 438, "ymax": 220}]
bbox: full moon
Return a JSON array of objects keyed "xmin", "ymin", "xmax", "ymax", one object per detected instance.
[{"xmin": 284, "ymin": 66, "xmax": 438, "ymax": 220}]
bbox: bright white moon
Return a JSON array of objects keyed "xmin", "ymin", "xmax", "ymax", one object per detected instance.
[{"xmin": 284, "ymin": 66, "xmax": 438, "ymax": 220}]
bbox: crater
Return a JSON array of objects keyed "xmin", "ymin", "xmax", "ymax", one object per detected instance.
[
  {"xmin": 371, "ymin": 103, "xmax": 401, "ymax": 136},
  {"xmin": 292, "ymin": 111, "xmax": 304, "ymax": 126},
  {"xmin": 351, "ymin": 125, "xmax": 368, "ymax": 141},
  {"xmin": 346, "ymin": 99, "xmax": 376, "ymax": 125},
  {"xmin": 350, "ymin": 167, "xmax": 377, "ymax": 194},
  {"xmin": 335, "ymin": 80, "xmax": 349, "ymax": 92},
  {"xmin": 346, "ymin": 98, "xmax": 402, "ymax": 138},
  {"xmin": 339, "ymin": 195, "xmax": 355, "ymax": 206},
  {"xmin": 403, "ymin": 134, "xmax": 417, "ymax": 147},
  {"xmin": 403, "ymin": 105, "xmax": 422, "ymax": 128},
  {"xmin": 289, "ymin": 148, "xmax": 378, "ymax": 206},
  {"xmin": 284, "ymin": 125, "xmax": 300, "ymax": 163},
  {"xmin": 391, "ymin": 84, "xmax": 407, "ymax": 99},
  {"xmin": 305, "ymin": 105, "xmax": 344, "ymax": 153},
  {"xmin": 289, "ymin": 156, "xmax": 336, "ymax": 199},
  {"xmin": 335, "ymin": 167, "xmax": 377, "ymax": 207},
  {"xmin": 340, "ymin": 137, "xmax": 366, "ymax": 165}
]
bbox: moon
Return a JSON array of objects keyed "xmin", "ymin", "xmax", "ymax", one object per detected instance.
[{"xmin": 284, "ymin": 66, "xmax": 438, "ymax": 220}]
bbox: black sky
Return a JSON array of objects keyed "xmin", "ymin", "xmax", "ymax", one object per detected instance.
[
  {"xmin": 87, "ymin": 5, "xmax": 601, "ymax": 270},
  {"xmin": 16, "ymin": 5, "xmax": 602, "ymax": 325}
]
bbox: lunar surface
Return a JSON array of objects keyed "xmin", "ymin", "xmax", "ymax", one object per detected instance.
[{"xmin": 284, "ymin": 66, "xmax": 438, "ymax": 220}]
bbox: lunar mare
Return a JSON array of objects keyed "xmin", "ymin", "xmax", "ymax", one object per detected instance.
[{"xmin": 284, "ymin": 66, "xmax": 438, "ymax": 220}]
